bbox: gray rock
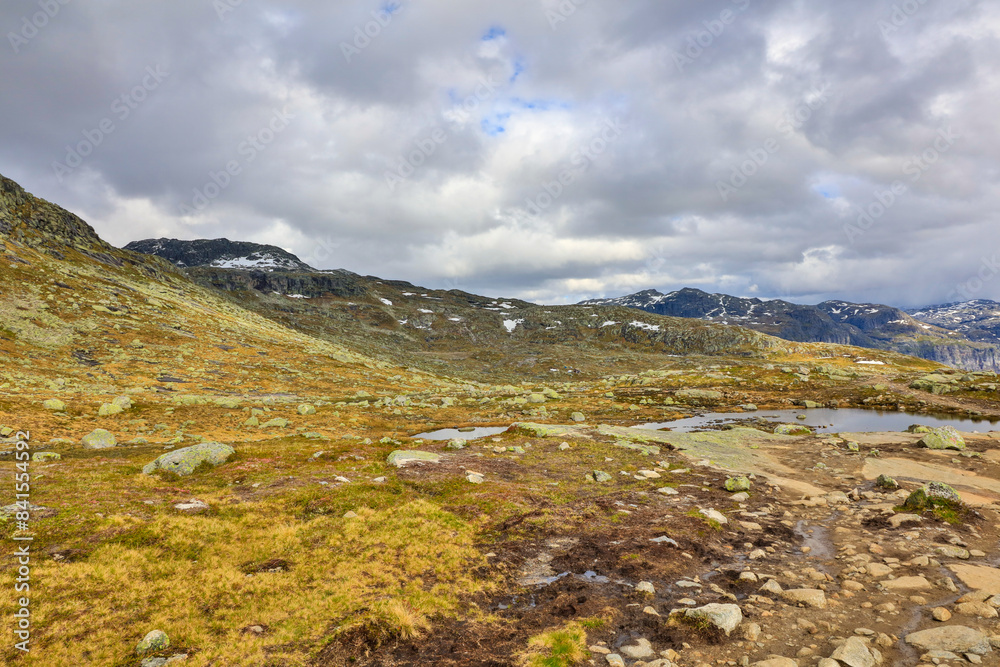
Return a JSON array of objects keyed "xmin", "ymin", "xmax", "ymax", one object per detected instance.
[
  {"xmin": 98, "ymin": 402, "xmax": 124, "ymax": 417},
  {"xmin": 636, "ymin": 581, "xmax": 656, "ymax": 595},
  {"xmin": 830, "ymin": 636, "xmax": 882, "ymax": 667},
  {"xmin": 260, "ymin": 417, "xmax": 289, "ymax": 428},
  {"xmin": 774, "ymin": 424, "xmax": 811, "ymax": 436},
  {"xmin": 31, "ymin": 452, "xmax": 61, "ymax": 462},
  {"xmin": 143, "ymin": 443, "xmax": 236, "ymax": 476},
  {"xmin": 43, "ymin": 398, "xmax": 66, "ymax": 411},
  {"xmin": 753, "ymin": 659, "xmax": 798, "ymax": 667},
  {"xmin": 570, "ymin": 412, "xmax": 586, "ymax": 422},
  {"xmin": 620, "ymin": 638, "xmax": 655, "ymax": 659},
  {"xmin": 446, "ymin": 438, "xmax": 467, "ymax": 450},
  {"xmin": 905, "ymin": 626, "xmax": 991, "ymax": 655},
  {"xmin": 297, "ymin": 404, "xmax": 316, "ymax": 415},
  {"xmin": 82, "ymin": 429, "xmax": 117, "ymax": 449},
  {"xmin": 593, "ymin": 470, "xmax": 613, "ymax": 483},
  {"xmin": 684, "ymin": 603, "xmax": 743, "ymax": 635}
]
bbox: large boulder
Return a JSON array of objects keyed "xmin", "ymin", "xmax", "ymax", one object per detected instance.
[
  {"xmin": 98, "ymin": 403, "xmax": 124, "ymax": 417},
  {"xmin": 683, "ymin": 603, "xmax": 743, "ymax": 636},
  {"xmin": 919, "ymin": 426, "xmax": 966, "ymax": 451},
  {"xmin": 82, "ymin": 429, "xmax": 117, "ymax": 449},
  {"xmin": 142, "ymin": 443, "xmax": 236, "ymax": 476},
  {"xmin": 675, "ymin": 389, "xmax": 723, "ymax": 402},
  {"xmin": 905, "ymin": 626, "xmax": 991, "ymax": 655}
]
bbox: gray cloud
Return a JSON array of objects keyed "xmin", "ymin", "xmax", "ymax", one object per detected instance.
[{"xmin": 1, "ymin": 0, "xmax": 997, "ymax": 307}]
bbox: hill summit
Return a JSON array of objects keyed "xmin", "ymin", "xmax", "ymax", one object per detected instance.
[{"xmin": 125, "ymin": 237, "xmax": 316, "ymax": 272}]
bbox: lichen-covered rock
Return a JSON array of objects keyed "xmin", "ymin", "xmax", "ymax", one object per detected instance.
[
  {"xmin": 142, "ymin": 443, "xmax": 236, "ymax": 476},
  {"xmin": 31, "ymin": 452, "xmax": 61, "ymax": 462},
  {"xmin": 297, "ymin": 404, "xmax": 316, "ymax": 415},
  {"xmin": 875, "ymin": 474, "xmax": 899, "ymax": 491},
  {"xmin": 112, "ymin": 395, "xmax": 133, "ymax": 410},
  {"xmin": 446, "ymin": 439, "xmax": 466, "ymax": 450},
  {"xmin": 81, "ymin": 429, "xmax": 117, "ymax": 449},
  {"xmin": 98, "ymin": 403, "xmax": 124, "ymax": 417},
  {"xmin": 260, "ymin": 417, "xmax": 289, "ymax": 428},
  {"xmin": 43, "ymin": 399, "xmax": 66, "ymax": 411},
  {"xmin": 136, "ymin": 630, "xmax": 169, "ymax": 655},
  {"xmin": 724, "ymin": 476, "xmax": 751, "ymax": 492},
  {"xmin": 570, "ymin": 412, "xmax": 586, "ymax": 422},
  {"xmin": 675, "ymin": 389, "xmax": 723, "ymax": 402},
  {"xmin": 919, "ymin": 426, "xmax": 965, "ymax": 451},
  {"xmin": 774, "ymin": 424, "xmax": 811, "ymax": 436},
  {"xmin": 592, "ymin": 470, "xmax": 613, "ymax": 483}
]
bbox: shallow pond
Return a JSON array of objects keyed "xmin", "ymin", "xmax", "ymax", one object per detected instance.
[
  {"xmin": 638, "ymin": 408, "xmax": 999, "ymax": 434},
  {"xmin": 414, "ymin": 426, "xmax": 509, "ymax": 440}
]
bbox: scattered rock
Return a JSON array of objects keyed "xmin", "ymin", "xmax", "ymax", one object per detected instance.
[
  {"xmin": 260, "ymin": 417, "xmax": 289, "ymax": 428},
  {"xmin": 447, "ymin": 438, "xmax": 467, "ymax": 450},
  {"xmin": 465, "ymin": 472, "xmax": 485, "ymax": 484},
  {"xmin": 636, "ymin": 581, "xmax": 655, "ymax": 595},
  {"xmin": 725, "ymin": 476, "xmax": 751, "ymax": 492},
  {"xmin": 31, "ymin": 452, "xmax": 61, "ymax": 462},
  {"xmin": 43, "ymin": 399, "xmax": 66, "ymax": 411},
  {"xmin": 142, "ymin": 443, "xmax": 236, "ymax": 476},
  {"xmin": 98, "ymin": 402, "xmax": 124, "ymax": 417},
  {"xmin": 81, "ymin": 429, "xmax": 117, "ymax": 449},
  {"xmin": 875, "ymin": 474, "xmax": 899, "ymax": 491},
  {"xmin": 830, "ymin": 636, "xmax": 882, "ymax": 667},
  {"xmin": 774, "ymin": 424, "xmax": 811, "ymax": 436},
  {"xmin": 684, "ymin": 603, "xmax": 743, "ymax": 635},
  {"xmin": 592, "ymin": 471, "xmax": 613, "ymax": 483},
  {"xmin": 297, "ymin": 404, "xmax": 316, "ymax": 415},
  {"xmin": 570, "ymin": 412, "xmax": 586, "ymax": 422},
  {"xmin": 881, "ymin": 576, "xmax": 932, "ymax": 592},
  {"xmin": 932, "ymin": 607, "xmax": 951, "ymax": 621},
  {"xmin": 699, "ymin": 508, "xmax": 728, "ymax": 525},
  {"xmin": 620, "ymin": 638, "xmax": 655, "ymax": 659},
  {"xmin": 781, "ymin": 588, "xmax": 826, "ymax": 608},
  {"xmin": 136, "ymin": 630, "xmax": 169, "ymax": 654},
  {"xmin": 174, "ymin": 499, "xmax": 209, "ymax": 513},
  {"xmin": 905, "ymin": 626, "xmax": 991, "ymax": 655}
]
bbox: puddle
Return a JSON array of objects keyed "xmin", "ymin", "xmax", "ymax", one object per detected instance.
[
  {"xmin": 414, "ymin": 426, "xmax": 509, "ymax": 440},
  {"xmin": 794, "ymin": 520, "xmax": 836, "ymax": 561},
  {"xmin": 638, "ymin": 409, "xmax": 1000, "ymax": 434}
]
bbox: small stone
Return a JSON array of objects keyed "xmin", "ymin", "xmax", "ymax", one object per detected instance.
[
  {"xmin": 570, "ymin": 412, "xmax": 586, "ymax": 422},
  {"xmin": 466, "ymin": 472, "xmax": 485, "ymax": 484},
  {"xmin": 173, "ymin": 499, "xmax": 209, "ymax": 512},
  {"xmin": 606, "ymin": 655, "xmax": 626, "ymax": 667},
  {"xmin": 593, "ymin": 471, "xmax": 613, "ymax": 483},
  {"xmin": 447, "ymin": 438, "xmax": 467, "ymax": 450},
  {"xmin": 830, "ymin": 636, "xmax": 882, "ymax": 667},
  {"xmin": 43, "ymin": 399, "xmax": 66, "ymax": 411},
  {"xmin": 699, "ymin": 508, "xmax": 728, "ymax": 525},
  {"xmin": 297, "ymin": 404, "xmax": 316, "ymax": 415},
  {"xmin": 136, "ymin": 630, "xmax": 169, "ymax": 655},
  {"xmin": 932, "ymin": 607, "xmax": 951, "ymax": 621},
  {"xmin": 636, "ymin": 581, "xmax": 656, "ymax": 595},
  {"xmin": 343, "ymin": 511, "xmax": 358, "ymax": 519},
  {"xmin": 620, "ymin": 638, "xmax": 655, "ymax": 659}
]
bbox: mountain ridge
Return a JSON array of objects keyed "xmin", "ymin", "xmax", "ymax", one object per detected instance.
[{"xmin": 582, "ymin": 288, "xmax": 1000, "ymax": 371}]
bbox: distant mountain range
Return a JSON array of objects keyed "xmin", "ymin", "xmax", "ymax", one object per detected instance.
[{"xmin": 581, "ymin": 288, "xmax": 1000, "ymax": 371}]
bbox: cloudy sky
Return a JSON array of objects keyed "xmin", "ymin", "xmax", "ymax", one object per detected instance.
[{"xmin": 1, "ymin": 0, "xmax": 998, "ymax": 307}]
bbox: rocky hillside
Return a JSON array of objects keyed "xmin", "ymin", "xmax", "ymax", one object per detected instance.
[
  {"xmin": 125, "ymin": 238, "xmax": 315, "ymax": 272},
  {"xmin": 583, "ymin": 288, "xmax": 1000, "ymax": 371},
  {"xmin": 909, "ymin": 300, "xmax": 1000, "ymax": 345}
]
